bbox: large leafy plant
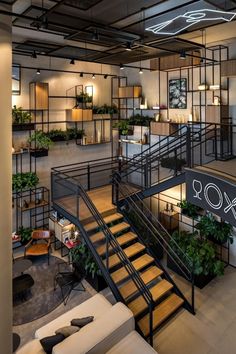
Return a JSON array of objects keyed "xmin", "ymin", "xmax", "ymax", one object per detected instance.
[
  {"xmin": 170, "ymin": 230, "xmax": 224, "ymax": 276},
  {"xmin": 113, "ymin": 120, "xmax": 133, "ymax": 135},
  {"xmin": 12, "ymin": 105, "xmax": 32, "ymax": 124},
  {"xmin": 177, "ymin": 200, "xmax": 202, "ymax": 219},
  {"xmin": 18, "ymin": 226, "xmax": 32, "ymax": 244},
  {"xmin": 28, "ymin": 130, "xmax": 53, "ymax": 150},
  {"xmin": 93, "ymin": 104, "xmax": 118, "ymax": 114},
  {"xmin": 12, "ymin": 172, "xmax": 39, "ymax": 192},
  {"xmin": 70, "ymin": 243, "xmax": 102, "ymax": 279},
  {"xmin": 160, "ymin": 156, "xmax": 186, "ymax": 171},
  {"xmin": 197, "ymin": 213, "xmax": 233, "ymax": 244},
  {"xmin": 128, "ymin": 114, "xmax": 154, "ymax": 126}
]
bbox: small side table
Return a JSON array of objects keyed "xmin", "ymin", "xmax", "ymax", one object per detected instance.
[
  {"xmin": 13, "ymin": 333, "xmax": 20, "ymax": 352},
  {"xmin": 160, "ymin": 210, "xmax": 179, "ymax": 231}
]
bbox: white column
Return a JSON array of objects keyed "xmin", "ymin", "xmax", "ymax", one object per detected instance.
[{"xmin": 0, "ymin": 4, "xmax": 12, "ymax": 354}]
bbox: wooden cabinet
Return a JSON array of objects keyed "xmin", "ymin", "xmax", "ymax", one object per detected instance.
[
  {"xmin": 150, "ymin": 51, "xmax": 201, "ymax": 71},
  {"xmin": 221, "ymin": 59, "xmax": 236, "ymax": 77},
  {"xmin": 205, "ymin": 105, "xmax": 229, "ymax": 124},
  {"xmin": 160, "ymin": 211, "xmax": 179, "ymax": 231},
  {"xmin": 150, "ymin": 122, "xmax": 179, "ymax": 136},
  {"xmin": 29, "ymin": 82, "xmax": 49, "ymax": 110},
  {"xmin": 118, "ymin": 86, "xmax": 142, "ymax": 98},
  {"xmin": 66, "ymin": 108, "xmax": 93, "ymax": 121}
]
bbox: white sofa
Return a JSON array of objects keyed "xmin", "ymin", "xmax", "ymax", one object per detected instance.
[{"xmin": 17, "ymin": 293, "xmax": 157, "ymax": 354}]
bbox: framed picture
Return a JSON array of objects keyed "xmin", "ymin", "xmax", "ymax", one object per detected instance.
[
  {"xmin": 169, "ymin": 78, "xmax": 187, "ymax": 109},
  {"xmin": 12, "ymin": 64, "xmax": 21, "ymax": 95}
]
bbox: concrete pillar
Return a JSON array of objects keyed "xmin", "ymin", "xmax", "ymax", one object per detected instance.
[{"xmin": 0, "ymin": 4, "xmax": 12, "ymax": 354}]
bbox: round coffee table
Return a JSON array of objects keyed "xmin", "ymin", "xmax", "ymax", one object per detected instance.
[{"xmin": 13, "ymin": 259, "xmax": 32, "ymax": 274}]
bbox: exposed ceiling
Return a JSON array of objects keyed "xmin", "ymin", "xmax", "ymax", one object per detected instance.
[{"xmin": 1, "ymin": 0, "xmax": 236, "ymax": 66}]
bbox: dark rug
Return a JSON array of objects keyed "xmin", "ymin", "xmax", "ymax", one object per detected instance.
[{"xmin": 13, "ymin": 256, "xmax": 70, "ymax": 325}]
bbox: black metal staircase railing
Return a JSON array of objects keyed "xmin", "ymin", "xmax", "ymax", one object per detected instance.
[
  {"xmin": 51, "ymin": 170, "xmax": 155, "ymax": 345},
  {"xmin": 112, "ymin": 172, "xmax": 195, "ymax": 314}
]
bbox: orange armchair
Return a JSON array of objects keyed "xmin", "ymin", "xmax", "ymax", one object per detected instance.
[{"xmin": 25, "ymin": 230, "xmax": 51, "ymax": 265}]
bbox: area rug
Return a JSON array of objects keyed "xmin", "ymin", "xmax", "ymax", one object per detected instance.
[{"xmin": 13, "ymin": 255, "xmax": 71, "ymax": 325}]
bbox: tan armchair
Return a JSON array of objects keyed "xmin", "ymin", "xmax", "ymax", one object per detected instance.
[{"xmin": 25, "ymin": 230, "xmax": 51, "ymax": 265}]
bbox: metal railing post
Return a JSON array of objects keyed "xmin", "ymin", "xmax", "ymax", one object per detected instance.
[
  {"xmin": 186, "ymin": 126, "xmax": 192, "ymax": 167},
  {"xmin": 87, "ymin": 164, "xmax": 91, "ymax": 190}
]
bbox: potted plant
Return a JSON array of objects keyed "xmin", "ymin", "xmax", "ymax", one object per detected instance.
[
  {"xmin": 177, "ymin": 200, "xmax": 202, "ymax": 219},
  {"xmin": 71, "ymin": 242, "xmax": 107, "ymax": 292},
  {"xmin": 12, "ymin": 105, "xmax": 35, "ymax": 131},
  {"xmin": 168, "ymin": 230, "xmax": 224, "ymax": 288},
  {"xmin": 12, "ymin": 172, "xmax": 39, "ymax": 192},
  {"xmin": 160, "ymin": 156, "xmax": 186, "ymax": 172},
  {"xmin": 47, "ymin": 129, "xmax": 66, "ymax": 142},
  {"xmin": 18, "ymin": 226, "xmax": 32, "ymax": 245},
  {"xmin": 113, "ymin": 120, "xmax": 133, "ymax": 136},
  {"xmin": 93, "ymin": 104, "xmax": 118, "ymax": 119},
  {"xmin": 28, "ymin": 130, "xmax": 53, "ymax": 157},
  {"xmin": 76, "ymin": 92, "xmax": 92, "ymax": 107},
  {"xmin": 197, "ymin": 213, "xmax": 233, "ymax": 245},
  {"xmin": 128, "ymin": 114, "xmax": 154, "ymax": 127}
]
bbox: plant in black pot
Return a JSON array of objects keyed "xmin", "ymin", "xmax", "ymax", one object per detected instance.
[
  {"xmin": 168, "ymin": 230, "xmax": 224, "ymax": 288},
  {"xmin": 76, "ymin": 92, "xmax": 92, "ymax": 107},
  {"xmin": 197, "ymin": 213, "xmax": 233, "ymax": 245},
  {"xmin": 177, "ymin": 200, "xmax": 202, "ymax": 219},
  {"xmin": 70, "ymin": 243, "xmax": 107, "ymax": 292},
  {"xmin": 12, "ymin": 105, "xmax": 34, "ymax": 131},
  {"xmin": 18, "ymin": 226, "xmax": 32, "ymax": 245},
  {"xmin": 47, "ymin": 129, "xmax": 66, "ymax": 142},
  {"xmin": 28, "ymin": 130, "xmax": 53, "ymax": 157},
  {"xmin": 113, "ymin": 120, "xmax": 133, "ymax": 136}
]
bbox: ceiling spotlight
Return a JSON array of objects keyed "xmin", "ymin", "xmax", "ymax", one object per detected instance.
[
  {"xmin": 92, "ymin": 30, "xmax": 99, "ymax": 41},
  {"xmin": 70, "ymin": 59, "xmax": 75, "ymax": 65},
  {"xmin": 36, "ymin": 69, "xmax": 41, "ymax": 75},
  {"xmin": 125, "ymin": 42, "xmax": 132, "ymax": 51},
  {"xmin": 120, "ymin": 63, "xmax": 124, "ymax": 70},
  {"xmin": 139, "ymin": 68, "xmax": 143, "ymax": 74},
  {"xmin": 80, "ymin": 72, "xmax": 84, "ymax": 77},
  {"xmin": 179, "ymin": 50, "xmax": 186, "ymax": 59},
  {"xmin": 104, "ymin": 74, "xmax": 108, "ymax": 79},
  {"xmin": 92, "ymin": 74, "xmax": 95, "ymax": 79},
  {"xmin": 40, "ymin": 16, "xmax": 48, "ymax": 29},
  {"xmin": 32, "ymin": 51, "xmax": 37, "ymax": 59}
]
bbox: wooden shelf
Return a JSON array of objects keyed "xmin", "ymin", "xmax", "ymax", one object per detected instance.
[
  {"xmin": 20, "ymin": 200, "xmax": 49, "ymax": 212},
  {"xmin": 79, "ymin": 141, "xmax": 111, "ymax": 146},
  {"xmin": 118, "ymin": 86, "xmax": 142, "ymax": 98},
  {"xmin": 221, "ymin": 59, "xmax": 236, "ymax": 77},
  {"xmin": 29, "ymin": 82, "xmax": 49, "ymax": 110},
  {"xmin": 66, "ymin": 108, "xmax": 93, "ymax": 121},
  {"xmin": 150, "ymin": 122, "xmax": 179, "ymax": 136},
  {"xmin": 119, "ymin": 139, "xmax": 149, "ymax": 145}
]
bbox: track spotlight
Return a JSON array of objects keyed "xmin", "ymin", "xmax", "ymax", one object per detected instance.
[
  {"xmin": 80, "ymin": 72, "xmax": 84, "ymax": 77},
  {"xmin": 70, "ymin": 59, "xmax": 75, "ymax": 65},
  {"xmin": 92, "ymin": 73, "xmax": 95, "ymax": 79},
  {"xmin": 36, "ymin": 69, "xmax": 41, "ymax": 75},
  {"xmin": 92, "ymin": 30, "xmax": 99, "ymax": 41},
  {"xmin": 120, "ymin": 63, "xmax": 124, "ymax": 70},
  {"xmin": 104, "ymin": 74, "xmax": 108, "ymax": 79},
  {"xmin": 41, "ymin": 16, "xmax": 48, "ymax": 29},
  {"xmin": 125, "ymin": 42, "xmax": 132, "ymax": 51},
  {"xmin": 179, "ymin": 50, "xmax": 186, "ymax": 59},
  {"xmin": 139, "ymin": 68, "xmax": 143, "ymax": 74},
  {"xmin": 32, "ymin": 51, "xmax": 37, "ymax": 59}
]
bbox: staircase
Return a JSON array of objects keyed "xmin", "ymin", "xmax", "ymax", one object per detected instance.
[{"xmin": 82, "ymin": 209, "xmax": 184, "ymax": 339}]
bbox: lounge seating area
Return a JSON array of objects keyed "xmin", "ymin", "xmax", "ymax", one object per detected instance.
[{"xmin": 17, "ymin": 294, "xmax": 157, "ymax": 354}]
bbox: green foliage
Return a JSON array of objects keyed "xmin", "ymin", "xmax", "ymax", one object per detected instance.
[
  {"xmin": 113, "ymin": 120, "xmax": 133, "ymax": 135},
  {"xmin": 47, "ymin": 129, "xmax": 66, "ymax": 141},
  {"xmin": 70, "ymin": 243, "xmax": 102, "ymax": 279},
  {"xmin": 177, "ymin": 200, "xmax": 202, "ymax": 219},
  {"xmin": 197, "ymin": 214, "xmax": 233, "ymax": 244},
  {"xmin": 170, "ymin": 230, "xmax": 224, "ymax": 276},
  {"xmin": 46, "ymin": 128, "xmax": 85, "ymax": 142},
  {"xmin": 128, "ymin": 113, "xmax": 154, "ymax": 126},
  {"xmin": 12, "ymin": 105, "xmax": 32, "ymax": 124},
  {"xmin": 12, "ymin": 172, "xmax": 39, "ymax": 192},
  {"xmin": 160, "ymin": 156, "xmax": 186, "ymax": 171},
  {"xmin": 66, "ymin": 128, "xmax": 84, "ymax": 140},
  {"xmin": 93, "ymin": 104, "xmax": 118, "ymax": 114},
  {"xmin": 18, "ymin": 226, "xmax": 32, "ymax": 244},
  {"xmin": 28, "ymin": 130, "xmax": 53, "ymax": 150},
  {"xmin": 76, "ymin": 92, "xmax": 92, "ymax": 105}
]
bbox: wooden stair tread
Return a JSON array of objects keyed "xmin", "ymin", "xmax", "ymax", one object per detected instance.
[
  {"xmin": 96, "ymin": 232, "xmax": 137, "ymax": 256},
  {"xmin": 111, "ymin": 254, "xmax": 154, "ymax": 284},
  {"xmin": 84, "ymin": 213, "xmax": 123, "ymax": 232},
  {"xmin": 119, "ymin": 266, "xmax": 163, "ymax": 300},
  {"xmin": 105, "ymin": 242, "xmax": 146, "ymax": 269},
  {"xmin": 128, "ymin": 279, "xmax": 173, "ymax": 317},
  {"xmin": 90, "ymin": 222, "xmax": 130, "ymax": 244},
  {"xmin": 138, "ymin": 293, "xmax": 184, "ymax": 337}
]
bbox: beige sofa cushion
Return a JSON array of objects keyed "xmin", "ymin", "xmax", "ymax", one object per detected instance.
[
  {"xmin": 53, "ymin": 302, "xmax": 134, "ymax": 354},
  {"xmin": 106, "ymin": 331, "xmax": 158, "ymax": 354},
  {"xmin": 16, "ymin": 339, "xmax": 45, "ymax": 354},
  {"xmin": 35, "ymin": 294, "xmax": 112, "ymax": 339}
]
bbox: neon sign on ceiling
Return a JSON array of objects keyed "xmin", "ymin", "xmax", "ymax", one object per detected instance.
[{"xmin": 145, "ymin": 9, "xmax": 236, "ymax": 36}]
